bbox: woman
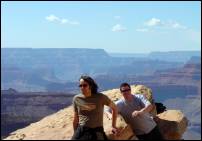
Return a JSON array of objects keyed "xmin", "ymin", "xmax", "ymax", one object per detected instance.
[{"xmin": 72, "ymin": 75, "xmax": 118, "ymax": 140}]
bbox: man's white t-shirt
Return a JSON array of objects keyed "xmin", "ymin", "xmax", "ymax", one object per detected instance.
[{"xmin": 115, "ymin": 94, "xmax": 156, "ymax": 135}]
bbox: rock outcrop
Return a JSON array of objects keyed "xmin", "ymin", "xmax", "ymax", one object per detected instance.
[
  {"xmin": 3, "ymin": 86, "xmax": 188, "ymax": 140},
  {"xmin": 103, "ymin": 112, "xmax": 138, "ymax": 140},
  {"xmin": 104, "ymin": 110, "xmax": 188, "ymax": 140},
  {"xmin": 155, "ymin": 110, "xmax": 188, "ymax": 140},
  {"xmin": 3, "ymin": 107, "xmax": 74, "ymax": 140}
]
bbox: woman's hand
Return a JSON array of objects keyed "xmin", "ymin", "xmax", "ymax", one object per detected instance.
[{"xmin": 111, "ymin": 126, "xmax": 121, "ymax": 136}]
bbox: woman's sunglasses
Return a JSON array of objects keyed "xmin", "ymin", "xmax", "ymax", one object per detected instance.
[{"xmin": 79, "ymin": 84, "xmax": 88, "ymax": 88}]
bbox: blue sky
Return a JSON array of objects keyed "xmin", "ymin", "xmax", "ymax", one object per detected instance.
[{"xmin": 1, "ymin": 1, "xmax": 201, "ymax": 53}]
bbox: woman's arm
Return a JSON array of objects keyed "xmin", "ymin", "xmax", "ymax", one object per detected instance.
[
  {"xmin": 108, "ymin": 102, "xmax": 120, "ymax": 134},
  {"xmin": 73, "ymin": 111, "xmax": 79, "ymax": 132}
]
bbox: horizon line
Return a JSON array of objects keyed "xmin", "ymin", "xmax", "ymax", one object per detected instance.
[{"xmin": 1, "ymin": 47, "xmax": 201, "ymax": 53}]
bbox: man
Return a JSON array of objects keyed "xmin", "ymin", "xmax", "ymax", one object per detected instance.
[{"xmin": 106, "ymin": 83, "xmax": 162, "ymax": 140}]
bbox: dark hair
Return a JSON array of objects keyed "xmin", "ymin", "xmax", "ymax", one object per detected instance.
[
  {"xmin": 79, "ymin": 75, "xmax": 98, "ymax": 94},
  {"xmin": 120, "ymin": 82, "xmax": 131, "ymax": 91}
]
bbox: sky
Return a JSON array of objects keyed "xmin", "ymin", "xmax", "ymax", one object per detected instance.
[{"xmin": 1, "ymin": 1, "xmax": 201, "ymax": 53}]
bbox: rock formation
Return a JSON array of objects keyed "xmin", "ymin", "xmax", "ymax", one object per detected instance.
[
  {"xmin": 3, "ymin": 86, "xmax": 188, "ymax": 140},
  {"xmin": 1, "ymin": 92, "xmax": 74, "ymax": 138},
  {"xmin": 155, "ymin": 110, "xmax": 188, "ymax": 140}
]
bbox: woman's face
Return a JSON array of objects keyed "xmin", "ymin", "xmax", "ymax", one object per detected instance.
[{"xmin": 79, "ymin": 79, "xmax": 91, "ymax": 95}]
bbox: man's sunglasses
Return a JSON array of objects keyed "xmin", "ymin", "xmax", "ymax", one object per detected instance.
[
  {"xmin": 79, "ymin": 84, "xmax": 88, "ymax": 88},
  {"xmin": 121, "ymin": 89, "xmax": 131, "ymax": 93}
]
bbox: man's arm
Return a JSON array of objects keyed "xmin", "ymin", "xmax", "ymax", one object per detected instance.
[
  {"xmin": 132, "ymin": 103, "xmax": 153, "ymax": 117},
  {"xmin": 140, "ymin": 103, "xmax": 153, "ymax": 113}
]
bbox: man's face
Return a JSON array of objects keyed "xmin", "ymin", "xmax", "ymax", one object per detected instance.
[{"xmin": 120, "ymin": 86, "xmax": 132, "ymax": 100}]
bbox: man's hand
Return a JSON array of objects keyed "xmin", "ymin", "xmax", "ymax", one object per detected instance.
[
  {"xmin": 132, "ymin": 104, "xmax": 153, "ymax": 117},
  {"xmin": 132, "ymin": 110, "xmax": 143, "ymax": 117}
]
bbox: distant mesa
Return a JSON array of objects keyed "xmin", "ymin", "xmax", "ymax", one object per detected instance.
[
  {"xmin": 148, "ymin": 51, "xmax": 201, "ymax": 63},
  {"xmin": 1, "ymin": 88, "xmax": 18, "ymax": 94},
  {"xmin": 1, "ymin": 48, "xmax": 200, "ymax": 92},
  {"xmin": 186, "ymin": 56, "xmax": 201, "ymax": 65}
]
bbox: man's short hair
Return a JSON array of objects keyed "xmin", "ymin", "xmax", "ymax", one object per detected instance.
[{"xmin": 120, "ymin": 82, "xmax": 131, "ymax": 91}]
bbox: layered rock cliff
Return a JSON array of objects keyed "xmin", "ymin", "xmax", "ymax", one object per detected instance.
[
  {"xmin": 1, "ymin": 91, "xmax": 74, "ymax": 138},
  {"xmin": 3, "ymin": 86, "xmax": 188, "ymax": 140}
]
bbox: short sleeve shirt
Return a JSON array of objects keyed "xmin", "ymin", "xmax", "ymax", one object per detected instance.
[
  {"xmin": 115, "ymin": 94, "xmax": 156, "ymax": 135},
  {"xmin": 73, "ymin": 93, "xmax": 112, "ymax": 128}
]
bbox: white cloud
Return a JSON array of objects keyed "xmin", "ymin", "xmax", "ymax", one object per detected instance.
[
  {"xmin": 61, "ymin": 19, "xmax": 68, "ymax": 24},
  {"xmin": 46, "ymin": 15, "xmax": 60, "ymax": 22},
  {"xmin": 142, "ymin": 18, "xmax": 187, "ymax": 30},
  {"xmin": 166, "ymin": 20, "xmax": 187, "ymax": 29},
  {"xmin": 145, "ymin": 18, "xmax": 162, "ymax": 27},
  {"xmin": 136, "ymin": 28, "xmax": 149, "ymax": 32},
  {"xmin": 46, "ymin": 14, "xmax": 79, "ymax": 25},
  {"xmin": 112, "ymin": 24, "xmax": 126, "ymax": 32}
]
